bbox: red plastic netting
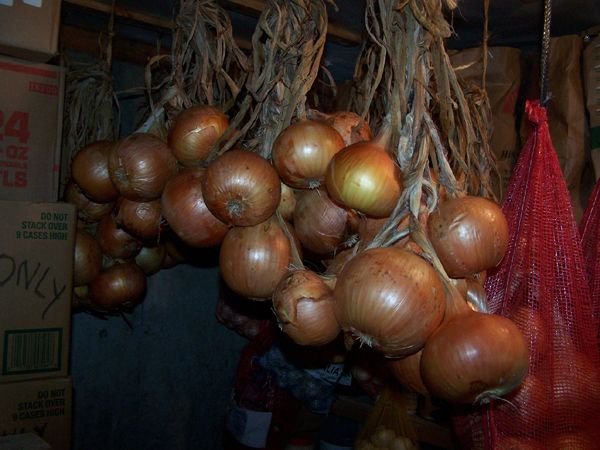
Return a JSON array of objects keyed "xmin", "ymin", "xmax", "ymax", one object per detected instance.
[
  {"xmin": 454, "ymin": 100, "xmax": 600, "ymax": 449},
  {"xmin": 580, "ymin": 178, "xmax": 600, "ymax": 351}
]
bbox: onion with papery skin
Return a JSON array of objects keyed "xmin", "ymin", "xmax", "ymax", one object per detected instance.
[
  {"xmin": 161, "ymin": 167, "xmax": 229, "ymax": 247},
  {"xmin": 113, "ymin": 197, "xmax": 162, "ymax": 242},
  {"xmin": 272, "ymin": 119, "xmax": 345, "ymax": 189},
  {"xmin": 168, "ymin": 105, "xmax": 229, "ymax": 167},
  {"xmin": 293, "ymin": 189, "xmax": 349, "ymax": 255},
  {"xmin": 108, "ymin": 132, "xmax": 178, "ymax": 201},
  {"xmin": 64, "ymin": 180, "xmax": 114, "ymax": 223},
  {"xmin": 325, "ymin": 111, "xmax": 372, "ymax": 146},
  {"xmin": 219, "ymin": 216, "xmax": 292, "ymax": 300},
  {"xmin": 428, "ymin": 195, "xmax": 509, "ymax": 278},
  {"xmin": 73, "ymin": 229, "xmax": 102, "ymax": 286},
  {"xmin": 325, "ymin": 140, "xmax": 402, "ymax": 218},
  {"xmin": 420, "ymin": 311, "xmax": 529, "ymax": 404},
  {"xmin": 272, "ymin": 269, "xmax": 340, "ymax": 346},
  {"xmin": 277, "ymin": 182, "xmax": 297, "ymax": 222},
  {"xmin": 202, "ymin": 149, "xmax": 281, "ymax": 226},
  {"xmin": 387, "ymin": 350, "xmax": 429, "ymax": 396},
  {"xmin": 89, "ymin": 262, "xmax": 147, "ymax": 309},
  {"xmin": 71, "ymin": 140, "xmax": 120, "ymax": 202},
  {"xmin": 96, "ymin": 214, "xmax": 142, "ymax": 259},
  {"xmin": 334, "ymin": 247, "xmax": 445, "ymax": 357},
  {"xmin": 135, "ymin": 244, "xmax": 166, "ymax": 275}
]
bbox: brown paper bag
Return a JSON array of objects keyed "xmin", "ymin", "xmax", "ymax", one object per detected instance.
[
  {"xmin": 583, "ymin": 31, "xmax": 600, "ymax": 182},
  {"xmin": 450, "ymin": 46, "xmax": 522, "ymax": 200}
]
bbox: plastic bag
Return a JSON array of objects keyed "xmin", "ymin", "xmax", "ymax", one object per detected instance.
[{"xmin": 354, "ymin": 387, "xmax": 420, "ymax": 450}]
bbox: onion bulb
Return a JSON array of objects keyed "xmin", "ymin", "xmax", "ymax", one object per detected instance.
[
  {"xmin": 325, "ymin": 139, "xmax": 402, "ymax": 218},
  {"xmin": 325, "ymin": 111, "xmax": 372, "ymax": 146},
  {"xmin": 96, "ymin": 213, "xmax": 142, "ymax": 259},
  {"xmin": 202, "ymin": 149, "xmax": 281, "ymax": 226},
  {"xmin": 113, "ymin": 197, "xmax": 162, "ymax": 242},
  {"xmin": 420, "ymin": 311, "xmax": 529, "ymax": 404},
  {"xmin": 108, "ymin": 132, "xmax": 178, "ymax": 201},
  {"xmin": 501, "ymin": 373, "xmax": 550, "ymax": 433},
  {"xmin": 272, "ymin": 119, "xmax": 345, "ymax": 189},
  {"xmin": 219, "ymin": 216, "xmax": 292, "ymax": 300},
  {"xmin": 63, "ymin": 180, "xmax": 114, "ymax": 223},
  {"xmin": 135, "ymin": 244, "xmax": 167, "ymax": 275},
  {"xmin": 277, "ymin": 182, "xmax": 297, "ymax": 221},
  {"xmin": 428, "ymin": 195, "xmax": 509, "ymax": 277},
  {"xmin": 387, "ymin": 350, "xmax": 429, "ymax": 396},
  {"xmin": 161, "ymin": 167, "xmax": 229, "ymax": 247},
  {"xmin": 71, "ymin": 140, "xmax": 120, "ymax": 202},
  {"xmin": 334, "ymin": 247, "xmax": 445, "ymax": 356},
  {"xmin": 89, "ymin": 262, "xmax": 147, "ymax": 309},
  {"xmin": 272, "ymin": 269, "xmax": 340, "ymax": 346},
  {"xmin": 73, "ymin": 229, "xmax": 102, "ymax": 286},
  {"xmin": 168, "ymin": 105, "xmax": 229, "ymax": 166},
  {"xmin": 293, "ymin": 189, "xmax": 349, "ymax": 255}
]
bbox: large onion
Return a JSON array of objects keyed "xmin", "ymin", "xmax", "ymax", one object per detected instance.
[
  {"xmin": 167, "ymin": 105, "xmax": 229, "ymax": 167},
  {"xmin": 277, "ymin": 182, "xmax": 297, "ymax": 222},
  {"xmin": 420, "ymin": 311, "xmax": 529, "ymax": 404},
  {"xmin": 108, "ymin": 132, "xmax": 178, "ymax": 201},
  {"xmin": 161, "ymin": 167, "xmax": 229, "ymax": 247},
  {"xmin": 96, "ymin": 213, "xmax": 142, "ymax": 259},
  {"xmin": 219, "ymin": 216, "xmax": 292, "ymax": 300},
  {"xmin": 293, "ymin": 189, "xmax": 349, "ymax": 255},
  {"xmin": 202, "ymin": 149, "xmax": 281, "ymax": 226},
  {"xmin": 428, "ymin": 195, "xmax": 509, "ymax": 278},
  {"xmin": 272, "ymin": 119, "xmax": 345, "ymax": 189},
  {"xmin": 334, "ymin": 247, "xmax": 446, "ymax": 356},
  {"xmin": 73, "ymin": 229, "xmax": 102, "ymax": 286},
  {"xmin": 63, "ymin": 180, "xmax": 114, "ymax": 223},
  {"xmin": 325, "ymin": 139, "xmax": 402, "ymax": 218},
  {"xmin": 89, "ymin": 262, "xmax": 147, "ymax": 309},
  {"xmin": 135, "ymin": 244, "xmax": 166, "ymax": 275},
  {"xmin": 71, "ymin": 140, "xmax": 120, "ymax": 202},
  {"xmin": 272, "ymin": 269, "xmax": 340, "ymax": 346},
  {"xmin": 113, "ymin": 197, "xmax": 162, "ymax": 242}
]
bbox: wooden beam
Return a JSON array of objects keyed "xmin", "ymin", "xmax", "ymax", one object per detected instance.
[
  {"xmin": 60, "ymin": 24, "xmax": 167, "ymax": 66},
  {"xmin": 63, "ymin": 0, "xmax": 173, "ymax": 30},
  {"xmin": 220, "ymin": 0, "xmax": 364, "ymax": 44}
]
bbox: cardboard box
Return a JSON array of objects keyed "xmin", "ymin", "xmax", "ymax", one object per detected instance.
[
  {"xmin": 0, "ymin": 377, "xmax": 72, "ymax": 450},
  {"xmin": 0, "ymin": 0, "xmax": 62, "ymax": 62},
  {"xmin": 0, "ymin": 432, "xmax": 52, "ymax": 450},
  {"xmin": 0, "ymin": 201, "xmax": 75, "ymax": 383},
  {"xmin": 0, "ymin": 55, "xmax": 64, "ymax": 202}
]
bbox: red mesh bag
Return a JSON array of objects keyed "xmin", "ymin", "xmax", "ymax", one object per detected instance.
[
  {"xmin": 453, "ymin": 100, "xmax": 600, "ymax": 449},
  {"xmin": 580, "ymin": 178, "xmax": 600, "ymax": 349}
]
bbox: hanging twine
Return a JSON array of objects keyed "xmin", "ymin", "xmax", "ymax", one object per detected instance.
[{"xmin": 539, "ymin": 0, "xmax": 552, "ymax": 104}]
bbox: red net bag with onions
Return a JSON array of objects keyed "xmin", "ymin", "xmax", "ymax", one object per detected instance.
[
  {"xmin": 455, "ymin": 100, "xmax": 600, "ymax": 450},
  {"xmin": 580, "ymin": 178, "xmax": 600, "ymax": 351}
]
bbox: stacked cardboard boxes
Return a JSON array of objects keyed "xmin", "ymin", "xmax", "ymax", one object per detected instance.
[{"xmin": 1, "ymin": 3, "xmax": 73, "ymax": 449}]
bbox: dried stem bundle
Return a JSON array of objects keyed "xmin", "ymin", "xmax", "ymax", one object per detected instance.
[{"xmin": 211, "ymin": 0, "xmax": 334, "ymax": 160}]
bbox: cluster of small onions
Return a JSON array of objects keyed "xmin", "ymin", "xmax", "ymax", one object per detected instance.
[{"xmin": 67, "ymin": 103, "xmax": 529, "ymax": 407}]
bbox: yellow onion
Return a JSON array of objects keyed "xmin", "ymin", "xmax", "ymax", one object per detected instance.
[
  {"xmin": 428, "ymin": 195, "xmax": 509, "ymax": 277},
  {"xmin": 420, "ymin": 310, "xmax": 529, "ymax": 404},
  {"xmin": 63, "ymin": 180, "xmax": 114, "ymax": 223},
  {"xmin": 168, "ymin": 105, "xmax": 229, "ymax": 166},
  {"xmin": 334, "ymin": 247, "xmax": 445, "ymax": 357},
  {"xmin": 202, "ymin": 149, "xmax": 281, "ymax": 226},
  {"xmin": 96, "ymin": 213, "xmax": 142, "ymax": 259},
  {"xmin": 325, "ymin": 138, "xmax": 402, "ymax": 218},
  {"xmin": 108, "ymin": 132, "xmax": 178, "ymax": 201},
  {"xmin": 219, "ymin": 216, "xmax": 292, "ymax": 300},
  {"xmin": 325, "ymin": 111, "xmax": 372, "ymax": 146},
  {"xmin": 272, "ymin": 119, "xmax": 345, "ymax": 189},
  {"xmin": 293, "ymin": 188, "xmax": 349, "ymax": 255},
  {"xmin": 387, "ymin": 350, "xmax": 429, "ymax": 396},
  {"xmin": 70, "ymin": 140, "xmax": 120, "ymax": 203},
  {"xmin": 113, "ymin": 197, "xmax": 162, "ymax": 242},
  {"xmin": 89, "ymin": 262, "xmax": 147, "ymax": 309},
  {"xmin": 272, "ymin": 269, "xmax": 340, "ymax": 346},
  {"xmin": 73, "ymin": 229, "xmax": 102, "ymax": 286}
]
